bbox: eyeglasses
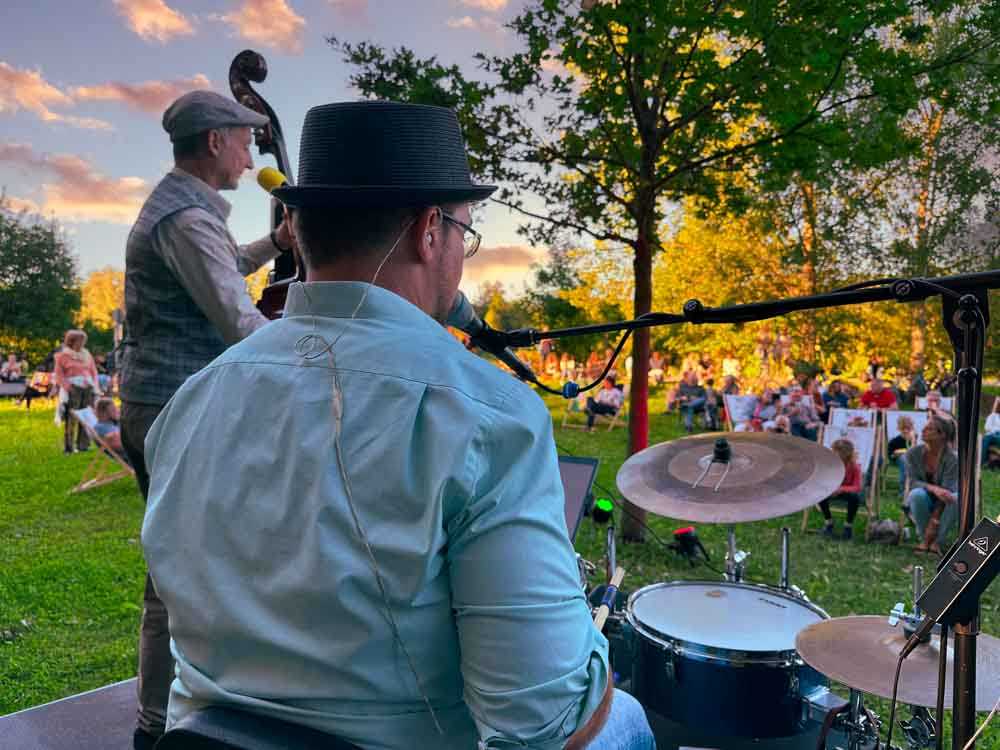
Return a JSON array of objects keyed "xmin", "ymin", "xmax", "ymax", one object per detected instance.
[{"xmin": 441, "ymin": 211, "xmax": 482, "ymax": 258}]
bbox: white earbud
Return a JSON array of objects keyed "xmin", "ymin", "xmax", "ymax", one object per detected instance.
[{"xmin": 426, "ymin": 233, "xmax": 433, "ymax": 243}]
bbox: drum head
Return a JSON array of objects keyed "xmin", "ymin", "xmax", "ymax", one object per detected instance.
[{"xmin": 629, "ymin": 581, "xmax": 825, "ymax": 654}]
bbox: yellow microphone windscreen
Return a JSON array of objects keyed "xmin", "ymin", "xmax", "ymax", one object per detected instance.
[{"xmin": 257, "ymin": 166, "xmax": 287, "ymax": 193}]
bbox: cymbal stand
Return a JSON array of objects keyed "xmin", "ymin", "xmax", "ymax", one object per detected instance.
[
  {"xmin": 724, "ymin": 526, "xmax": 749, "ymax": 583},
  {"xmin": 779, "ymin": 526, "xmax": 809, "ymax": 600},
  {"xmin": 839, "ymin": 689, "xmax": 882, "ymax": 750}
]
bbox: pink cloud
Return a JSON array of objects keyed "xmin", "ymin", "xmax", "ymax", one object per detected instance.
[
  {"xmin": 0, "ymin": 142, "xmax": 148, "ymax": 224},
  {"xmin": 462, "ymin": 244, "xmax": 544, "ymax": 288},
  {"xmin": 112, "ymin": 0, "xmax": 195, "ymax": 43},
  {"xmin": 0, "ymin": 62, "xmax": 111, "ymax": 130},
  {"xmin": 445, "ymin": 15, "xmax": 504, "ymax": 33},
  {"xmin": 72, "ymin": 74, "xmax": 212, "ymax": 116},
  {"xmin": 218, "ymin": 0, "xmax": 306, "ymax": 54},
  {"xmin": 459, "ymin": 0, "xmax": 508, "ymax": 10}
]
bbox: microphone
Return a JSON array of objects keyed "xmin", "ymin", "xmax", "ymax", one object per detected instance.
[
  {"xmin": 447, "ymin": 292, "xmax": 537, "ymax": 383},
  {"xmin": 257, "ymin": 166, "xmax": 288, "ymax": 193}
]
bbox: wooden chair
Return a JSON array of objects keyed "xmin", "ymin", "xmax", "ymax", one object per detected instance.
[{"xmin": 69, "ymin": 407, "xmax": 134, "ymax": 494}]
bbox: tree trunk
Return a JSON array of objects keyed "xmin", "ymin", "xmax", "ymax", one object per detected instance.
[{"xmin": 621, "ymin": 222, "xmax": 653, "ymax": 542}]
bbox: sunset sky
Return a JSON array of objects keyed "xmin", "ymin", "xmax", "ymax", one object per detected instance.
[{"xmin": 1, "ymin": 0, "xmax": 547, "ymax": 295}]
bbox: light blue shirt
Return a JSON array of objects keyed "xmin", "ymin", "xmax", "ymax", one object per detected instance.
[{"xmin": 141, "ymin": 282, "xmax": 608, "ymax": 750}]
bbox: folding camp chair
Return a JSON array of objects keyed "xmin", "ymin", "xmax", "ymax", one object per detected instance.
[
  {"xmin": 69, "ymin": 407, "xmax": 134, "ymax": 494},
  {"xmin": 723, "ymin": 394, "xmax": 758, "ymax": 432},
  {"xmin": 916, "ymin": 395, "xmax": 955, "ymax": 413}
]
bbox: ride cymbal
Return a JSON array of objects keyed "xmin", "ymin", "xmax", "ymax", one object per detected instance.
[
  {"xmin": 616, "ymin": 433, "xmax": 844, "ymax": 523},
  {"xmin": 796, "ymin": 616, "xmax": 1000, "ymax": 710}
]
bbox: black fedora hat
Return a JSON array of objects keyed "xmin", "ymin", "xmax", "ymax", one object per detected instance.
[{"xmin": 273, "ymin": 101, "xmax": 496, "ymax": 208}]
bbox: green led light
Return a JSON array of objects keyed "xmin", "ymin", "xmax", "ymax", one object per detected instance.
[{"xmin": 595, "ymin": 498, "xmax": 614, "ymax": 513}]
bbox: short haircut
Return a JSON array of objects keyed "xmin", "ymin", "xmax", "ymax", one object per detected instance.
[
  {"xmin": 831, "ymin": 438, "xmax": 855, "ymax": 463},
  {"xmin": 172, "ymin": 127, "xmax": 238, "ymax": 161},
  {"xmin": 897, "ymin": 415, "xmax": 914, "ymax": 431},
  {"xmin": 292, "ymin": 203, "xmax": 459, "ymax": 269},
  {"xmin": 95, "ymin": 397, "xmax": 116, "ymax": 421}
]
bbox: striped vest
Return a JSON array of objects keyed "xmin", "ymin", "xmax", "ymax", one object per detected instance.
[{"xmin": 120, "ymin": 172, "xmax": 229, "ymax": 406}]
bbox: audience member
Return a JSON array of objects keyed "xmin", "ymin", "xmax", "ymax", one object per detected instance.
[
  {"xmin": 908, "ymin": 370, "xmax": 928, "ymax": 402},
  {"xmin": 721, "ymin": 374, "xmax": 740, "ymax": 395},
  {"xmin": 0, "ymin": 353, "xmax": 24, "ymax": 382},
  {"xmin": 721, "ymin": 351, "xmax": 741, "ymax": 379},
  {"xmin": 822, "ymin": 380, "xmax": 850, "ymax": 411},
  {"xmin": 54, "ymin": 330, "xmax": 101, "ymax": 454},
  {"xmin": 673, "ymin": 371, "xmax": 715, "ymax": 433},
  {"xmin": 981, "ymin": 399, "xmax": 1000, "ymax": 468},
  {"xmin": 805, "ymin": 377, "xmax": 826, "ymax": 421},
  {"xmin": 649, "ymin": 351, "xmax": 665, "ymax": 385},
  {"xmin": 585, "ymin": 376, "xmax": 624, "ymax": 431},
  {"xmin": 860, "ymin": 377, "xmax": 897, "ymax": 410},
  {"xmin": 703, "ymin": 378, "xmax": 720, "ymax": 430},
  {"xmin": 887, "ymin": 415, "xmax": 917, "ymax": 493},
  {"xmin": 906, "ymin": 416, "xmax": 958, "ymax": 555},
  {"xmin": 782, "ymin": 385, "xmax": 821, "ymax": 441},
  {"xmin": 93, "ymin": 397, "xmax": 128, "ymax": 461},
  {"xmin": 818, "ymin": 439, "xmax": 863, "ymax": 540},
  {"xmin": 751, "ymin": 388, "xmax": 779, "ymax": 431},
  {"xmin": 768, "ymin": 414, "xmax": 791, "ymax": 434}
]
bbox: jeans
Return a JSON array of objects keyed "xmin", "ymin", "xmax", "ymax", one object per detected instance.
[
  {"xmin": 63, "ymin": 385, "xmax": 94, "ymax": 451},
  {"xmin": 121, "ymin": 400, "xmax": 172, "ymax": 737},
  {"xmin": 908, "ymin": 487, "xmax": 958, "ymax": 548},
  {"xmin": 586, "ymin": 398, "xmax": 618, "ymax": 428},
  {"xmin": 587, "ymin": 689, "xmax": 657, "ymax": 750},
  {"xmin": 819, "ymin": 492, "xmax": 862, "ymax": 524},
  {"xmin": 981, "ymin": 432, "xmax": 1000, "ymax": 465},
  {"xmin": 681, "ymin": 397, "xmax": 715, "ymax": 429}
]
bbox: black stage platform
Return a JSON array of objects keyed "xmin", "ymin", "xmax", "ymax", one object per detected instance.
[
  {"xmin": 0, "ymin": 678, "xmax": 136, "ymax": 749},
  {"xmin": 0, "ymin": 679, "xmax": 850, "ymax": 749}
]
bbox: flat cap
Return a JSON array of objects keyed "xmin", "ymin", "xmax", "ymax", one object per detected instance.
[{"xmin": 162, "ymin": 90, "xmax": 269, "ymax": 142}]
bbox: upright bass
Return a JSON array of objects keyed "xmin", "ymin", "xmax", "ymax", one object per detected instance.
[{"xmin": 229, "ymin": 49, "xmax": 300, "ymax": 319}]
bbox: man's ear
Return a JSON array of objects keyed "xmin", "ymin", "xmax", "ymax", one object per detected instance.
[
  {"xmin": 205, "ymin": 128, "xmax": 224, "ymax": 157},
  {"xmin": 414, "ymin": 206, "xmax": 443, "ymax": 265}
]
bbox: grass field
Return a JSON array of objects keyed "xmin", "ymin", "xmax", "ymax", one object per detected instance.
[{"xmin": 1, "ymin": 393, "xmax": 997, "ymax": 746}]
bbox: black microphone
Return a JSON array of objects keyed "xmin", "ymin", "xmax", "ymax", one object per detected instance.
[{"xmin": 447, "ymin": 292, "xmax": 537, "ymax": 383}]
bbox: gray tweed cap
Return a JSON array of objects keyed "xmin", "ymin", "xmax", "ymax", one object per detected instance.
[{"xmin": 162, "ymin": 90, "xmax": 269, "ymax": 142}]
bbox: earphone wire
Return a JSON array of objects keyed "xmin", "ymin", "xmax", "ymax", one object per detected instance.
[{"xmin": 295, "ymin": 217, "xmax": 444, "ymax": 734}]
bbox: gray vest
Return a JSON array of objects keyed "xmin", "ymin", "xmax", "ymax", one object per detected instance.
[{"xmin": 120, "ymin": 173, "xmax": 229, "ymax": 406}]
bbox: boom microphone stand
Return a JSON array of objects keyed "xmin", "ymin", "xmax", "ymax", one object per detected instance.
[{"xmin": 495, "ymin": 269, "xmax": 999, "ymax": 749}]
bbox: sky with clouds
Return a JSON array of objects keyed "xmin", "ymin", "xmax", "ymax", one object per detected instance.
[{"xmin": 1, "ymin": 0, "xmax": 546, "ymax": 296}]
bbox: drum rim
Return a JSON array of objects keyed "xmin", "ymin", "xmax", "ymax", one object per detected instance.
[{"xmin": 626, "ymin": 580, "xmax": 829, "ymax": 666}]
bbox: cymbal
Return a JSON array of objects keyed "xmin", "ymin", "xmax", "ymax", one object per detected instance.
[
  {"xmin": 615, "ymin": 433, "xmax": 844, "ymax": 523},
  {"xmin": 796, "ymin": 616, "xmax": 1000, "ymax": 710}
]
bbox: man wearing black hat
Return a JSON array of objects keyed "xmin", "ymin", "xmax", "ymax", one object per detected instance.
[
  {"xmin": 120, "ymin": 89, "xmax": 294, "ymax": 750},
  {"xmin": 140, "ymin": 102, "xmax": 654, "ymax": 749}
]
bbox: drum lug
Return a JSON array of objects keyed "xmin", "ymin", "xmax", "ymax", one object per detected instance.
[
  {"xmin": 662, "ymin": 646, "xmax": 676, "ymax": 682},
  {"xmin": 787, "ymin": 672, "xmax": 800, "ymax": 698}
]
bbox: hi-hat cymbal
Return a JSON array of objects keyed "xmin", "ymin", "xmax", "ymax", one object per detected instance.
[
  {"xmin": 615, "ymin": 433, "xmax": 844, "ymax": 523},
  {"xmin": 796, "ymin": 616, "xmax": 1000, "ymax": 710}
]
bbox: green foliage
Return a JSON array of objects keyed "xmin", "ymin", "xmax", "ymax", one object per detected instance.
[{"xmin": 0, "ymin": 205, "xmax": 80, "ymax": 364}]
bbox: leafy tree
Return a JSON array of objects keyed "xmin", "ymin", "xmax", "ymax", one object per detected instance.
[
  {"xmin": 77, "ymin": 267, "xmax": 124, "ymax": 354},
  {"xmin": 0, "ymin": 201, "xmax": 80, "ymax": 365},
  {"xmin": 332, "ymin": 0, "xmax": 1000, "ymax": 537}
]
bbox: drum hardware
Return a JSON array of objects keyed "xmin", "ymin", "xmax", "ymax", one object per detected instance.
[
  {"xmin": 576, "ymin": 554, "xmax": 596, "ymax": 591},
  {"xmin": 899, "ymin": 707, "xmax": 936, "ymax": 750},
  {"xmin": 889, "ymin": 566, "xmax": 940, "ymax": 642},
  {"xmin": 690, "ymin": 437, "xmax": 734, "ymax": 491},
  {"xmin": 724, "ymin": 526, "xmax": 750, "ymax": 583}
]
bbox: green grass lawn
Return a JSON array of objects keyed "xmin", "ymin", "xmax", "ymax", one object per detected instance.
[{"xmin": 1, "ymin": 394, "xmax": 997, "ymax": 745}]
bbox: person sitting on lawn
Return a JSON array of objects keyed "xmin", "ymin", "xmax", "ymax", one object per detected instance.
[
  {"xmin": 981, "ymin": 398, "xmax": 1000, "ymax": 468},
  {"xmin": 860, "ymin": 377, "xmax": 897, "ymax": 410},
  {"xmin": 818, "ymin": 438, "xmax": 864, "ymax": 540},
  {"xmin": 751, "ymin": 387, "xmax": 779, "ymax": 431},
  {"xmin": 585, "ymin": 376, "xmax": 625, "ymax": 431},
  {"xmin": 93, "ymin": 397, "xmax": 128, "ymax": 460},
  {"xmin": 887, "ymin": 414, "xmax": 916, "ymax": 493},
  {"xmin": 822, "ymin": 380, "xmax": 850, "ymax": 412},
  {"xmin": 906, "ymin": 415, "xmax": 959, "ymax": 555}
]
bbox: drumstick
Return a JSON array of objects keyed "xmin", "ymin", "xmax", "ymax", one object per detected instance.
[{"xmin": 593, "ymin": 566, "xmax": 625, "ymax": 632}]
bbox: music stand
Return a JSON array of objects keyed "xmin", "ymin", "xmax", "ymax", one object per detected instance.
[{"xmin": 559, "ymin": 456, "xmax": 599, "ymax": 542}]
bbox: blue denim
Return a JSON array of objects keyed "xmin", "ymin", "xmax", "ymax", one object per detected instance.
[
  {"xmin": 981, "ymin": 433, "xmax": 1000, "ymax": 465},
  {"xmin": 587, "ymin": 689, "xmax": 656, "ymax": 750},
  {"xmin": 681, "ymin": 397, "xmax": 716, "ymax": 429},
  {"xmin": 891, "ymin": 456, "xmax": 907, "ymax": 495},
  {"xmin": 908, "ymin": 487, "xmax": 958, "ymax": 547}
]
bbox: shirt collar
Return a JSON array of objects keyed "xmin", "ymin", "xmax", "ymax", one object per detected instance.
[
  {"xmin": 170, "ymin": 167, "xmax": 232, "ymax": 220},
  {"xmin": 284, "ymin": 282, "xmax": 447, "ymax": 336}
]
